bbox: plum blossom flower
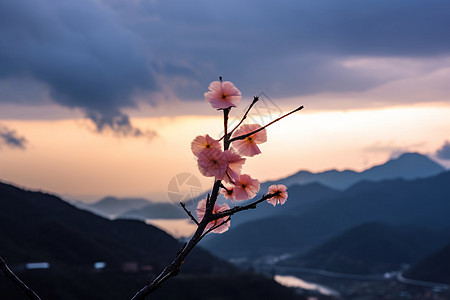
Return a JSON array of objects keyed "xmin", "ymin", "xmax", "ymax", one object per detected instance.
[
  {"xmin": 233, "ymin": 174, "xmax": 260, "ymax": 201},
  {"xmin": 204, "ymin": 81, "xmax": 241, "ymax": 109},
  {"xmin": 267, "ymin": 184, "xmax": 288, "ymax": 206},
  {"xmin": 219, "ymin": 150, "xmax": 246, "ymax": 183},
  {"xmin": 232, "ymin": 124, "xmax": 267, "ymax": 157},
  {"xmin": 191, "ymin": 134, "xmax": 221, "ymax": 157},
  {"xmin": 220, "ymin": 184, "xmax": 235, "ymax": 200},
  {"xmin": 196, "ymin": 199, "xmax": 231, "ymax": 234},
  {"xmin": 197, "ymin": 148, "xmax": 228, "ymax": 179}
]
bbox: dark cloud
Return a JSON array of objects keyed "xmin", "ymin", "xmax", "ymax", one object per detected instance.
[
  {"xmin": 436, "ymin": 141, "xmax": 450, "ymax": 160},
  {"xmin": 0, "ymin": 126, "xmax": 27, "ymax": 149},
  {"xmin": 134, "ymin": 0, "xmax": 450, "ymax": 57},
  {"xmin": 86, "ymin": 111, "xmax": 157, "ymax": 139},
  {"xmin": 1, "ymin": 0, "xmax": 450, "ymax": 124},
  {"xmin": 108, "ymin": 0, "xmax": 450, "ymax": 99},
  {"xmin": 0, "ymin": 0, "xmax": 158, "ymax": 137}
]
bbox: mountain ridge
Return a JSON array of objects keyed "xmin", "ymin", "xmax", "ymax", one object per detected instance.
[
  {"xmin": 269, "ymin": 152, "xmax": 445, "ymax": 190},
  {"xmin": 204, "ymin": 170, "xmax": 450, "ymax": 259},
  {"xmin": 285, "ymin": 222, "xmax": 450, "ymax": 275}
]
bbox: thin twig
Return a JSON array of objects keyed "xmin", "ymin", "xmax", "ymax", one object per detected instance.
[
  {"xmin": 200, "ymin": 216, "xmax": 231, "ymax": 239},
  {"xmin": 229, "ymin": 105, "xmax": 304, "ymax": 143},
  {"xmin": 219, "ymin": 183, "xmax": 230, "ymax": 192},
  {"xmin": 0, "ymin": 257, "xmax": 41, "ymax": 300},
  {"xmin": 210, "ymin": 193, "xmax": 276, "ymax": 221},
  {"xmin": 223, "ymin": 108, "xmax": 230, "ymax": 150},
  {"xmin": 180, "ymin": 202, "xmax": 199, "ymax": 226},
  {"xmin": 229, "ymin": 96, "xmax": 259, "ymax": 136},
  {"xmin": 225, "ymin": 171, "xmax": 235, "ymax": 185},
  {"xmin": 219, "ymin": 96, "xmax": 259, "ymax": 142}
]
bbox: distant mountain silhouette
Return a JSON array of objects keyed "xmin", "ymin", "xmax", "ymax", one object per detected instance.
[
  {"xmin": 272, "ymin": 153, "xmax": 445, "ymax": 190},
  {"xmin": 0, "ymin": 181, "xmax": 304, "ymax": 299},
  {"xmin": 229, "ymin": 182, "xmax": 340, "ymax": 226},
  {"xmin": 286, "ymin": 222, "xmax": 449, "ymax": 275},
  {"xmin": 404, "ymin": 243, "xmax": 450, "ymax": 284},
  {"xmin": 82, "ymin": 196, "xmax": 150, "ymax": 217},
  {"xmin": 204, "ymin": 171, "xmax": 450, "ymax": 259},
  {"xmin": 120, "ymin": 203, "xmax": 187, "ymax": 220}
]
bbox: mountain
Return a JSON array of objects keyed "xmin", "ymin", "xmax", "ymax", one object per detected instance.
[
  {"xmin": 285, "ymin": 222, "xmax": 449, "ymax": 275},
  {"xmin": 203, "ymin": 171, "xmax": 450, "ymax": 259},
  {"xmin": 0, "ymin": 181, "xmax": 304, "ymax": 300},
  {"xmin": 229, "ymin": 182, "xmax": 340, "ymax": 226},
  {"xmin": 272, "ymin": 153, "xmax": 445, "ymax": 190},
  {"xmin": 404, "ymin": 243, "xmax": 450, "ymax": 284},
  {"xmin": 83, "ymin": 196, "xmax": 150, "ymax": 217},
  {"xmin": 120, "ymin": 202, "xmax": 187, "ymax": 220}
]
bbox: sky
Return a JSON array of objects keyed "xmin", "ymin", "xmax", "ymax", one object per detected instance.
[{"xmin": 1, "ymin": 0, "xmax": 449, "ymax": 203}]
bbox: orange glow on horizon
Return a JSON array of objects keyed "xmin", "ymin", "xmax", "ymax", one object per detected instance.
[{"xmin": 1, "ymin": 103, "xmax": 449, "ymax": 202}]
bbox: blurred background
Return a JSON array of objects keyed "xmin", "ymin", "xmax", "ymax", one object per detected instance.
[{"xmin": 1, "ymin": 1, "xmax": 449, "ymax": 299}]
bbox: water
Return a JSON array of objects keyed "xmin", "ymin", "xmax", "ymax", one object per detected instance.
[
  {"xmin": 145, "ymin": 218, "xmax": 197, "ymax": 238},
  {"xmin": 274, "ymin": 274, "xmax": 339, "ymax": 296}
]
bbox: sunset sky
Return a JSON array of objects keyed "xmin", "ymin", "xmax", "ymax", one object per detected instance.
[{"xmin": 1, "ymin": 0, "xmax": 449, "ymax": 203}]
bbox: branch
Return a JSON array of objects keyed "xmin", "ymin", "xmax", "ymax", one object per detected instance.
[
  {"xmin": 223, "ymin": 108, "xmax": 230, "ymax": 150},
  {"xmin": 0, "ymin": 257, "xmax": 41, "ymax": 300},
  {"xmin": 229, "ymin": 105, "xmax": 304, "ymax": 143},
  {"xmin": 220, "ymin": 96, "xmax": 259, "ymax": 143},
  {"xmin": 229, "ymin": 96, "xmax": 259, "ymax": 136},
  {"xmin": 210, "ymin": 193, "xmax": 275, "ymax": 221},
  {"xmin": 180, "ymin": 202, "xmax": 199, "ymax": 226}
]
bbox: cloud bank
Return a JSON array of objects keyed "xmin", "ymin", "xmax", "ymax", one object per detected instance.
[
  {"xmin": 1, "ymin": 0, "xmax": 450, "ymax": 132},
  {"xmin": 0, "ymin": 0, "xmax": 157, "ymax": 137}
]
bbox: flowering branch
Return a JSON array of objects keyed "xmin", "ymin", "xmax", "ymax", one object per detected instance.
[
  {"xmin": 0, "ymin": 257, "xmax": 41, "ymax": 300},
  {"xmin": 131, "ymin": 79, "xmax": 299, "ymax": 299}
]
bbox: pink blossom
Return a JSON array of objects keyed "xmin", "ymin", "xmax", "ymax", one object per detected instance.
[
  {"xmin": 204, "ymin": 81, "xmax": 241, "ymax": 109},
  {"xmin": 233, "ymin": 174, "xmax": 260, "ymax": 201},
  {"xmin": 196, "ymin": 199, "xmax": 231, "ymax": 234},
  {"xmin": 219, "ymin": 150, "xmax": 246, "ymax": 183},
  {"xmin": 267, "ymin": 184, "xmax": 288, "ymax": 206},
  {"xmin": 220, "ymin": 184, "xmax": 235, "ymax": 200},
  {"xmin": 191, "ymin": 134, "xmax": 221, "ymax": 157},
  {"xmin": 197, "ymin": 148, "xmax": 228, "ymax": 179},
  {"xmin": 232, "ymin": 124, "xmax": 267, "ymax": 157}
]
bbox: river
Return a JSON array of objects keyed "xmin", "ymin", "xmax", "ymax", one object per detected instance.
[{"xmin": 274, "ymin": 274, "xmax": 340, "ymax": 296}]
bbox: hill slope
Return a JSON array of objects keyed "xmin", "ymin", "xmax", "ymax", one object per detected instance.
[
  {"xmin": 404, "ymin": 243, "xmax": 450, "ymax": 284},
  {"xmin": 286, "ymin": 222, "xmax": 447, "ymax": 275}
]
